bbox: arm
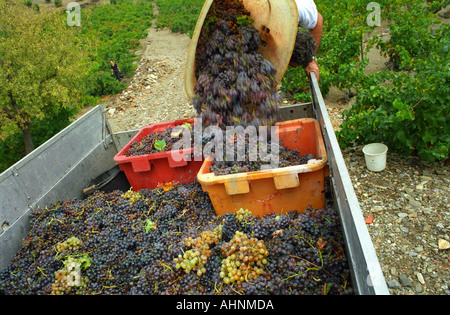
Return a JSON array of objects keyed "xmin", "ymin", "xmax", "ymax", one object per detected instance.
[
  {"xmin": 305, "ymin": 12, "xmax": 323, "ymax": 81},
  {"xmin": 310, "ymin": 12, "xmax": 323, "ymax": 55}
]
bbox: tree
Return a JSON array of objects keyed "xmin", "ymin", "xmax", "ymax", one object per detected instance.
[{"xmin": 0, "ymin": 0, "xmax": 89, "ymax": 154}]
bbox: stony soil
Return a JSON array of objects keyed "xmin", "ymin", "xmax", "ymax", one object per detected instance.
[{"xmin": 90, "ymin": 8, "xmax": 449, "ymax": 295}]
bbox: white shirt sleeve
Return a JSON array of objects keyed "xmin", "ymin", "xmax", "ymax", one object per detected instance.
[{"xmin": 295, "ymin": 0, "xmax": 318, "ymax": 30}]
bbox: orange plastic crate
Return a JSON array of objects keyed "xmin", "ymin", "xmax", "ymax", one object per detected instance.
[{"xmin": 197, "ymin": 118, "xmax": 328, "ymax": 216}]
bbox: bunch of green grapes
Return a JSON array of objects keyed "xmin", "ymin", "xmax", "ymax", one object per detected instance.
[
  {"xmin": 121, "ymin": 188, "xmax": 143, "ymax": 205},
  {"xmin": 220, "ymin": 231, "xmax": 268, "ymax": 285},
  {"xmin": 51, "ymin": 257, "xmax": 85, "ymax": 295},
  {"xmin": 235, "ymin": 208, "xmax": 252, "ymax": 222},
  {"xmin": 174, "ymin": 228, "xmax": 222, "ymax": 276},
  {"xmin": 55, "ymin": 236, "xmax": 82, "ymax": 253}
]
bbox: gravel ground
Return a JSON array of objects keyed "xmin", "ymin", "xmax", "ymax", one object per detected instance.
[
  {"xmin": 342, "ymin": 146, "xmax": 449, "ymax": 295},
  {"xmin": 98, "ymin": 17, "xmax": 449, "ymax": 295}
]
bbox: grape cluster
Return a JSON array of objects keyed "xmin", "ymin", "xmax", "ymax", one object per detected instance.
[
  {"xmin": 55, "ymin": 236, "xmax": 82, "ymax": 253},
  {"xmin": 192, "ymin": 0, "xmax": 282, "ymax": 129},
  {"xmin": 125, "ymin": 125, "xmax": 194, "ymax": 157},
  {"xmin": 235, "ymin": 208, "xmax": 253, "ymax": 223},
  {"xmin": 51, "ymin": 257, "xmax": 86, "ymax": 295},
  {"xmin": 251, "ymin": 213, "xmax": 291, "ymax": 239},
  {"xmin": 120, "ymin": 188, "xmax": 144, "ymax": 205},
  {"xmin": 290, "ymin": 30, "xmax": 317, "ymax": 68},
  {"xmin": 210, "ymin": 133, "xmax": 317, "ymax": 175},
  {"xmin": 174, "ymin": 228, "xmax": 222, "ymax": 276},
  {"xmin": 0, "ymin": 182, "xmax": 353, "ymax": 295},
  {"xmin": 221, "ymin": 212, "xmax": 241, "ymax": 241},
  {"xmin": 220, "ymin": 231, "xmax": 268, "ymax": 285}
]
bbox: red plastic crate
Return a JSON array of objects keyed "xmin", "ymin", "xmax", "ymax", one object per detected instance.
[{"xmin": 113, "ymin": 118, "xmax": 203, "ymax": 191}]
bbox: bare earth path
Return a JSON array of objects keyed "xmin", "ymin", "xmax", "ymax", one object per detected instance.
[{"xmin": 104, "ymin": 27, "xmax": 196, "ymax": 132}]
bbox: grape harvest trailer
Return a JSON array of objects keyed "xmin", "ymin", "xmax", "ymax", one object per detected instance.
[{"xmin": 0, "ymin": 74, "xmax": 389, "ymax": 295}]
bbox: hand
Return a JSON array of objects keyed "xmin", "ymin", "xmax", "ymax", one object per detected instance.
[{"xmin": 305, "ymin": 60, "xmax": 319, "ymax": 82}]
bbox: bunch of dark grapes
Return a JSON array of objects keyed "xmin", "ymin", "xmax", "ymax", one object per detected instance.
[
  {"xmin": 0, "ymin": 182, "xmax": 353, "ymax": 295},
  {"xmin": 129, "ymin": 260, "xmax": 180, "ymax": 295},
  {"xmin": 221, "ymin": 213, "xmax": 241, "ymax": 241},
  {"xmin": 192, "ymin": 0, "xmax": 282, "ymax": 129},
  {"xmin": 209, "ymin": 131, "xmax": 316, "ymax": 175},
  {"xmin": 261, "ymin": 209, "xmax": 354, "ymax": 295},
  {"xmin": 250, "ymin": 212, "xmax": 291, "ymax": 240},
  {"xmin": 290, "ymin": 30, "xmax": 317, "ymax": 68},
  {"xmin": 198, "ymin": 246, "xmax": 222, "ymax": 293},
  {"xmin": 298, "ymin": 206, "xmax": 341, "ymax": 238},
  {"xmin": 125, "ymin": 125, "xmax": 194, "ymax": 157}
]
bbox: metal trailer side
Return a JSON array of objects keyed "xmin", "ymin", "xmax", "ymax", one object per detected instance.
[
  {"xmin": 0, "ymin": 106, "xmax": 122, "ymax": 269},
  {"xmin": 0, "ymin": 75, "xmax": 389, "ymax": 294},
  {"xmin": 310, "ymin": 74, "xmax": 389, "ymax": 295}
]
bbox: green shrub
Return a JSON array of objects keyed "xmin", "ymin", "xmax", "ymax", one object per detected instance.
[
  {"xmin": 80, "ymin": 0, "xmax": 154, "ymax": 97},
  {"xmin": 374, "ymin": 1, "xmax": 445, "ymax": 71},
  {"xmin": 337, "ymin": 13, "xmax": 449, "ymax": 162},
  {"xmin": 155, "ymin": 0, "xmax": 203, "ymax": 37},
  {"xmin": 337, "ymin": 64, "xmax": 449, "ymax": 162},
  {"xmin": 85, "ymin": 70, "xmax": 126, "ymax": 97},
  {"xmin": 279, "ymin": 0, "xmax": 449, "ymax": 162}
]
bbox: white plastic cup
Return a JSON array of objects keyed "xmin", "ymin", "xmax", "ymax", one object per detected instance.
[{"xmin": 362, "ymin": 143, "xmax": 388, "ymax": 172}]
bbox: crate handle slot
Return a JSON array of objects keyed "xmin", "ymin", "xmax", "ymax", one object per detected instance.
[
  {"xmin": 132, "ymin": 159, "xmax": 151, "ymax": 172},
  {"xmin": 167, "ymin": 153, "xmax": 188, "ymax": 168},
  {"xmin": 273, "ymin": 173, "xmax": 299, "ymax": 189},
  {"xmin": 225, "ymin": 179, "xmax": 250, "ymax": 195}
]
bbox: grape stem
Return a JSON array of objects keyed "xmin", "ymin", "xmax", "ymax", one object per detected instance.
[
  {"xmin": 288, "ymin": 254, "xmax": 320, "ymax": 269},
  {"xmin": 47, "ymin": 218, "xmax": 65, "ymax": 226},
  {"xmin": 159, "ymin": 262, "xmax": 174, "ymax": 273},
  {"xmin": 230, "ymin": 284, "xmax": 244, "ymax": 295}
]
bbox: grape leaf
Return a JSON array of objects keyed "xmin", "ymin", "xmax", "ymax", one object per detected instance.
[
  {"xmin": 78, "ymin": 253, "xmax": 92, "ymax": 271},
  {"xmin": 145, "ymin": 219, "xmax": 156, "ymax": 233},
  {"xmin": 154, "ymin": 139, "xmax": 167, "ymax": 151},
  {"xmin": 237, "ymin": 16, "xmax": 254, "ymax": 25}
]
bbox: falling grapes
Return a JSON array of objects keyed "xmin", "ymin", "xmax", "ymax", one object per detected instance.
[{"xmin": 192, "ymin": 0, "xmax": 282, "ymax": 129}]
